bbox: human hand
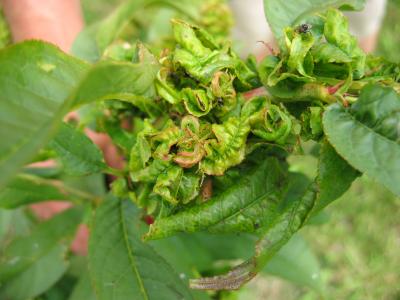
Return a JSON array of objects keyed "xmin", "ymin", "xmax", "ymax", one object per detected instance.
[{"xmin": 1, "ymin": 0, "xmax": 84, "ymax": 52}]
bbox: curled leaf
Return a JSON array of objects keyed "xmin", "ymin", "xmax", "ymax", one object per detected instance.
[
  {"xmin": 144, "ymin": 157, "xmax": 285, "ymax": 240},
  {"xmin": 312, "ymin": 43, "xmax": 352, "ymax": 64},
  {"xmin": 300, "ymin": 106, "xmax": 324, "ymax": 140},
  {"xmin": 153, "ymin": 165, "xmax": 201, "ymax": 205},
  {"xmin": 200, "ymin": 117, "xmax": 250, "ymax": 175},
  {"xmin": 189, "ymin": 184, "xmax": 317, "ymax": 290},
  {"xmin": 182, "ymin": 88, "xmax": 213, "ymax": 117},
  {"xmin": 171, "ymin": 19, "xmax": 211, "ymax": 58},
  {"xmin": 155, "ymin": 67, "xmax": 181, "ymax": 105},
  {"xmin": 130, "ymin": 159, "xmax": 170, "ymax": 183},
  {"xmin": 324, "ymin": 8, "xmax": 366, "ymax": 78},
  {"xmin": 151, "ymin": 122, "xmax": 183, "ymax": 160},
  {"xmin": 129, "ymin": 121, "xmax": 155, "ymax": 172},
  {"xmin": 286, "ymin": 28, "xmax": 315, "ymax": 78},
  {"xmin": 211, "ymin": 71, "xmax": 237, "ymax": 117},
  {"xmin": 198, "ymin": 0, "xmax": 233, "ymax": 43},
  {"xmin": 174, "ymin": 116, "xmax": 206, "ymax": 168},
  {"xmin": 174, "ymin": 143, "xmax": 205, "ymax": 168},
  {"xmin": 243, "ymin": 97, "xmax": 293, "ymax": 144}
]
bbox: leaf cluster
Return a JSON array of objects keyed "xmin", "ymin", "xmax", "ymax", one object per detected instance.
[{"xmin": 0, "ymin": 0, "xmax": 399, "ymax": 298}]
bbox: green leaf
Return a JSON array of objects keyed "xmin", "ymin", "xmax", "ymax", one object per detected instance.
[
  {"xmin": 50, "ymin": 123, "xmax": 106, "ymax": 176},
  {"xmin": 0, "ymin": 209, "xmax": 32, "ymax": 245},
  {"xmin": 0, "ymin": 244, "xmax": 69, "ymax": 300},
  {"xmin": 0, "ymin": 174, "xmax": 68, "ymax": 209},
  {"xmin": 71, "ymin": 59, "xmax": 160, "ymax": 113},
  {"xmin": 313, "ymin": 141, "xmax": 359, "ymax": 213},
  {"xmin": 153, "ymin": 231, "xmax": 324, "ymax": 292},
  {"xmin": 323, "ymin": 99, "xmax": 400, "ymax": 197},
  {"xmin": 263, "ymin": 0, "xmax": 365, "ymax": 47},
  {"xmin": 0, "ymin": 41, "xmax": 159, "ymax": 185},
  {"xmin": 88, "ymin": 198, "xmax": 193, "ymax": 300},
  {"xmin": 0, "ymin": 41, "xmax": 88, "ymax": 188},
  {"xmin": 144, "ymin": 157, "xmax": 287, "ymax": 240},
  {"xmin": 0, "ymin": 207, "xmax": 82, "ymax": 281},
  {"xmin": 103, "ymin": 120, "xmax": 136, "ymax": 153},
  {"xmin": 350, "ymin": 84, "xmax": 400, "ymax": 143},
  {"xmin": 68, "ymin": 271, "xmax": 96, "ymax": 300},
  {"xmin": 0, "ymin": 209, "xmax": 13, "ymax": 243}
]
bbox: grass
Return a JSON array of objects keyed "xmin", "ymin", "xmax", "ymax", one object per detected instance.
[{"xmin": 302, "ymin": 177, "xmax": 400, "ymax": 299}]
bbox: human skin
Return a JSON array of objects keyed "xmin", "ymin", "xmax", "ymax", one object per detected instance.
[{"xmin": 1, "ymin": 0, "xmax": 84, "ymax": 52}]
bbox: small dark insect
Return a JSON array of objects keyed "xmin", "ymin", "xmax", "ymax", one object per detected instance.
[
  {"xmin": 217, "ymin": 97, "xmax": 224, "ymax": 105},
  {"xmin": 296, "ymin": 23, "xmax": 312, "ymax": 34}
]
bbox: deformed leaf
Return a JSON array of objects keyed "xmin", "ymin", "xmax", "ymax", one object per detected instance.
[
  {"xmin": 286, "ymin": 29, "xmax": 315, "ymax": 78},
  {"xmin": 144, "ymin": 157, "xmax": 287, "ymax": 240},
  {"xmin": 200, "ymin": 117, "xmax": 250, "ymax": 175},
  {"xmin": 88, "ymin": 197, "xmax": 193, "ymax": 300},
  {"xmin": 182, "ymin": 88, "xmax": 213, "ymax": 117},
  {"xmin": 189, "ymin": 184, "xmax": 317, "ymax": 290},
  {"xmin": 323, "ymin": 8, "xmax": 366, "ymax": 78},
  {"xmin": 243, "ymin": 97, "xmax": 294, "ymax": 144},
  {"xmin": 129, "ymin": 130, "xmax": 153, "ymax": 173},
  {"xmin": 312, "ymin": 43, "xmax": 352, "ymax": 64},
  {"xmin": 263, "ymin": 0, "xmax": 365, "ymax": 47},
  {"xmin": 153, "ymin": 166, "xmax": 201, "ymax": 205}
]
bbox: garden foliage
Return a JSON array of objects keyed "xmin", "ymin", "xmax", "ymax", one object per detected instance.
[{"xmin": 0, "ymin": 0, "xmax": 399, "ymax": 299}]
